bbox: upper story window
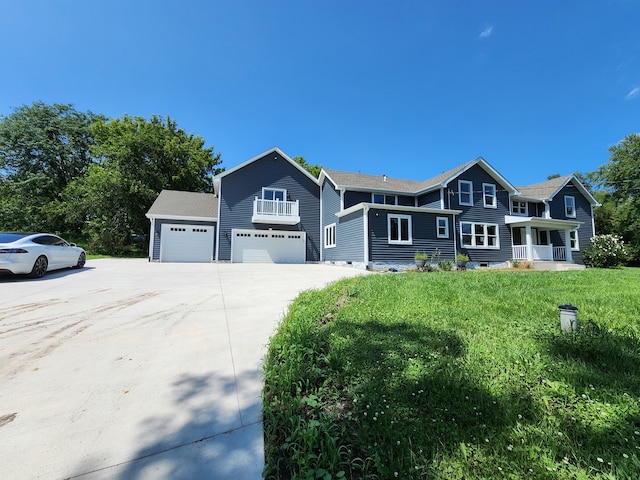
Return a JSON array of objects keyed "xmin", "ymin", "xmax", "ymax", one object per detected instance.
[
  {"xmin": 372, "ymin": 193, "xmax": 397, "ymax": 205},
  {"xmin": 458, "ymin": 180, "xmax": 473, "ymax": 206},
  {"xmin": 564, "ymin": 195, "xmax": 576, "ymax": 218},
  {"xmin": 388, "ymin": 214, "xmax": 412, "ymax": 244},
  {"xmin": 511, "ymin": 200, "xmax": 528, "ymax": 216},
  {"xmin": 483, "ymin": 183, "xmax": 497, "ymax": 208},
  {"xmin": 436, "ymin": 217, "xmax": 449, "ymax": 238},
  {"xmin": 262, "ymin": 187, "xmax": 286, "ymax": 201}
]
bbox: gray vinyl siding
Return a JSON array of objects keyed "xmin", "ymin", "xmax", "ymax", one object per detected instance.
[
  {"xmin": 398, "ymin": 195, "xmax": 415, "ymax": 207},
  {"xmin": 322, "ymin": 181, "xmax": 342, "ymax": 260},
  {"xmin": 418, "ymin": 190, "xmax": 441, "ymax": 208},
  {"xmin": 344, "ymin": 191, "xmax": 370, "ymax": 208},
  {"xmin": 369, "ymin": 209, "xmax": 456, "ymax": 262},
  {"xmin": 326, "ymin": 210, "xmax": 364, "ymax": 262},
  {"xmin": 448, "ymin": 164, "xmax": 512, "ymax": 263},
  {"xmin": 548, "ymin": 183, "xmax": 594, "ymax": 265},
  {"xmin": 151, "ymin": 218, "xmax": 216, "ymax": 260},
  {"xmin": 217, "ymin": 153, "xmax": 320, "ymax": 261}
]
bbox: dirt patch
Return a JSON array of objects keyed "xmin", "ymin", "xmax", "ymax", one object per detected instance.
[{"xmin": 0, "ymin": 413, "xmax": 17, "ymax": 428}]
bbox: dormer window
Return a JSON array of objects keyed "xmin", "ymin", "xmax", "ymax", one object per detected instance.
[{"xmin": 564, "ymin": 195, "xmax": 576, "ymax": 218}]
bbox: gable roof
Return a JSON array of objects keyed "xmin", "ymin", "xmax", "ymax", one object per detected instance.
[
  {"xmin": 146, "ymin": 189, "xmax": 218, "ymax": 220},
  {"xmin": 516, "ymin": 175, "xmax": 599, "ymax": 206},
  {"xmin": 213, "ymin": 147, "xmax": 319, "ymax": 186},
  {"xmin": 322, "ymin": 168, "xmax": 425, "ymax": 194},
  {"xmin": 417, "ymin": 157, "xmax": 519, "ymax": 194}
]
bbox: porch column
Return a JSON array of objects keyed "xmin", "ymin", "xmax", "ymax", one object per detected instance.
[
  {"xmin": 564, "ymin": 228, "xmax": 573, "ymax": 262},
  {"xmin": 525, "ymin": 225, "xmax": 534, "ymax": 261}
]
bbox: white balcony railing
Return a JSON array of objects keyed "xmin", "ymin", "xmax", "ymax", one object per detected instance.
[
  {"xmin": 512, "ymin": 245, "xmax": 557, "ymax": 261},
  {"xmin": 553, "ymin": 246, "xmax": 566, "ymax": 261},
  {"xmin": 252, "ymin": 197, "xmax": 300, "ymax": 225}
]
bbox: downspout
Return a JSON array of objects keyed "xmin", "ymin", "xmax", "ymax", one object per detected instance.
[
  {"xmin": 452, "ymin": 212, "xmax": 458, "ymax": 262},
  {"xmin": 440, "ymin": 188, "xmax": 445, "ymax": 209},
  {"xmin": 215, "ymin": 182, "xmax": 222, "ymax": 262},
  {"xmin": 363, "ymin": 205, "xmax": 370, "ymax": 268},
  {"xmin": 319, "ymin": 182, "xmax": 324, "ymax": 262},
  {"xmin": 148, "ymin": 217, "xmax": 155, "ymax": 261}
]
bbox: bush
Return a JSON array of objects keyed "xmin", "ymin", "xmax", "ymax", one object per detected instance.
[{"xmin": 583, "ymin": 234, "xmax": 628, "ymax": 268}]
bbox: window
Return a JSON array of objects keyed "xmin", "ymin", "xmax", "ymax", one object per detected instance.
[
  {"xmin": 460, "ymin": 222, "xmax": 499, "ymax": 249},
  {"xmin": 436, "ymin": 217, "xmax": 449, "ymax": 238},
  {"xmin": 569, "ymin": 230, "xmax": 579, "ymax": 251},
  {"xmin": 372, "ymin": 193, "xmax": 397, "ymax": 205},
  {"xmin": 564, "ymin": 196, "xmax": 576, "ymax": 218},
  {"xmin": 324, "ymin": 223, "xmax": 336, "ymax": 248},
  {"xmin": 388, "ymin": 214, "xmax": 412, "ymax": 244},
  {"xmin": 458, "ymin": 180, "xmax": 473, "ymax": 206},
  {"xmin": 483, "ymin": 183, "xmax": 497, "ymax": 208},
  {"xmin": 512, "ymin": 200, "xmax": 528, "ymax": 216},
  {"xmin": 262, "ymin": 187, "xmax": 286, "ymax": 201}
]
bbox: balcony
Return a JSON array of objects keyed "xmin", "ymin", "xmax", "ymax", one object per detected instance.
[{"xmin": 252, "ymin": 197, "xmax": 300, "ymax": 225}]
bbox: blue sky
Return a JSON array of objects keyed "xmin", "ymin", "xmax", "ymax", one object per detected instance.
[{"xmin": 1, "ymin": 1, "xmax": 638, "ymax": 185}]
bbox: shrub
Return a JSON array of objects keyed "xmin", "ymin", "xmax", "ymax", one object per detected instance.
[
  {"xmin": 439, "ymin": 259, "xmax": 454, "ymax": 271},
  {"xmin": 583, "ymin": 234, "xmax": 628, "ymax": 268}
]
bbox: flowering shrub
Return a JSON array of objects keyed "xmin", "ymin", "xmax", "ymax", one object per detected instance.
[{"xmin": 583, "ymin": 234, "xmax": 628, "ymax": 268}]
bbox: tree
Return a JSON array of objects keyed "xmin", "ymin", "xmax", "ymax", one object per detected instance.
[
  {"xmin": 599, "ymin": 133, "xmax": 640, "ymax": 263},
  {"xmin": 293, "ymin": 156, "xmax": 322, "ymax": 178},
  {"xmin": 0, "ymin": 102, "xmax": 100, "ymax": 232},
  {"xmin": 62, "ymin": 114, "xmax": 223, "ymax": 253}
]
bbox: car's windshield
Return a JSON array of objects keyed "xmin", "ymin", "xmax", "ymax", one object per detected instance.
[{"xmin": 0, "ymin": 233, "xmax": 35, "ymax": 243}]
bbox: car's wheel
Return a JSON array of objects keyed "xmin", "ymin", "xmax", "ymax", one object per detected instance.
[
  {"xmin": 74, "ymin": 252, "xmax": 86, "ymax": 269},
  {"xmin": 29, "ymin": 255, "xmax": 48, "ymax": 278}
]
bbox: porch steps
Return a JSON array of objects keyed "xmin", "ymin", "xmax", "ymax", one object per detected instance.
[{"xmin": 532, "ymin": 261, "xmax": 585, "ymax": 271}]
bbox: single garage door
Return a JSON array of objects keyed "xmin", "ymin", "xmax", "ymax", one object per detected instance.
[
  {"xmin": 231, "ymin": 228, "xmax": 306, "ymax": 263},
  {"xmin": 160, "ymin": 224, "xmax": 214, "ymax": 262}
]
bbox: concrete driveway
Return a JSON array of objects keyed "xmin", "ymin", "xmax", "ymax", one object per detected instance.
[{"xmin": 0, "ymin": 259, "xmax": 368, "ymax": 480}]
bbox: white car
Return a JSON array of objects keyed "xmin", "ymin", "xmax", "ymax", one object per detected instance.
[{"xmin": 0, "ymin": 232, "xmax": 86, "ymax": 278}]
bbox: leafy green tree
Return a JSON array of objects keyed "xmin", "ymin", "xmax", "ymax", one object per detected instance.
[
  {"xmin": 62, "ymin": 114, "xmax": 223, "ymax": 253},
  {"xmin": 293, "ymin": 156, "xmax": 322, "ymax": 178},
  {"xmin": 599, "ymin": 133, "xmax": 640, "ymax": 262},
  {"xmin": 0, "ymin": 102, "xmax": 99, "ymax": 232}
]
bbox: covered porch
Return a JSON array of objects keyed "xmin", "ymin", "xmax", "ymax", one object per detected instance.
[{"xmin": 505, "ymin": 215, "xmax": 582, "ymax": 262}]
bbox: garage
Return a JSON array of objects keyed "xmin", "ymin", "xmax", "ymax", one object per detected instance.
[
  {"xmin": 231, "ymin": 228, "xmax": 306, "ymax": 263},
  {"xmin": 160, "ymin": 223, "xmax": 215, "ymax": 262}
]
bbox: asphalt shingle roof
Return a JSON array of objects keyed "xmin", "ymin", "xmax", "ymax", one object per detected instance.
[
  {"xmin": 147, "ymin": 190, "xmax": 218, "ymax": 219},
  {"xmin": 516, "ymin": 175, "xmax": 573, "ymax": 201}
]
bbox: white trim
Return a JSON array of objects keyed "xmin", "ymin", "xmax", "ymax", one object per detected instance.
[
  {"xmin": 458, "ymin": 180, "xmax": 473, "ymax": 206},
  {"xmin": 460, "ymin": 221, "xmax": 500, "ymax": 249},
  {"xmin": 262, "ymin": 186, "xmax": 287, "ymax": 201},
  {"xmin": 324, "ymin": 223, "xmax": 336, "ymax": 249},
  {"xmin": 564, "ymin": 195, "xmax": 576, "ymax": 218},
  {"xmin": 388, "ymin": 213, "xmax": 412, "ymax": 245},
  {"xmin": 336, "ymin": 202, "xmax": 462, "ymax": 218},
  {"xmin": 340, "ymin": 190, "xmax": 345, "ymax": 211},
  {"xmin": 215, "ymin": 183, "xmax": 222, "ymax": 261},
  {"xmin": 319, "ymin": 182, "xmax": 324, "ymax": 262},
  {"xmin": 440, "ymin": 188, "xmax": 445, "ymax": 209},
  {"xmin": 569, "ymin": 229, "xmax": 579, "ymax": 251},
  {"xmin": 548, "ymin": 175, "xmax": 600, "ymax": 206},
  {"xmin": 363, "ymin": 205, "xmax": 369, "ymax": 264},
  {"xmin": 148, "ymin": 217, "xmax": 155, "ymax": 260},
  {"xmin": 436, "ymin": 217, "xmax": 449, "ymax": 238},
  {"xmin": 482, "ymin": 183, "xmax": 497, "ymax": 209},
  {"xmin": 146, "ymin": 213, "xmax": 217, "ymax": 222},
  {"xmin": 504, "ymin": 215, "xmax": 582, "ymax": 229},
  {"xmin": 591, "ymin": 204, "xmax": 596, "ymax": 236}
]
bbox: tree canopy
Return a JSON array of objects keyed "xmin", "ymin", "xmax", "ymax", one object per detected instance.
[
  {"xmin": 0, "ymin": 102, "xmax": 223, "ymax": 254},
  {"xmin": 293, "ymin": 156, "xmax": 322, "ymax": 178}
]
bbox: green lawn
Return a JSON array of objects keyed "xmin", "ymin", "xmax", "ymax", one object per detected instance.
[{"xmin": 262, "ymin": 269, "xmax": 640, "ymax": 480}]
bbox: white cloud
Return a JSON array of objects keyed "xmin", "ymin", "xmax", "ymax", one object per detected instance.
[
  {"xmin": 626, "ymin": 87, "xmax": 640, "ymax": 100},
  {"xmin": 479, "ymin": 26, "xmax": 493, "ymax": 39}
]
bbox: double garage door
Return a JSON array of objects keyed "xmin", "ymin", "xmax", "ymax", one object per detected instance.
[
  {"xmin": 160, "ymin": 224, "xmax": 214, "ymax": 262},
  {"xmin": 231, "ymin": 228, "xmax": 306, "ymax": 263}
]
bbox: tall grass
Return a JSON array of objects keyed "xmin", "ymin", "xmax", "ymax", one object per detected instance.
[{"xmin": 263, "ymin": 269, "xmax": 640, "ymax": 479}]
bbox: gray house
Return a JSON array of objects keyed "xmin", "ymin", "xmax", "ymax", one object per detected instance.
[{"xmin": 146, "ymin": 147, "xmax": 599, "ymax": 269}]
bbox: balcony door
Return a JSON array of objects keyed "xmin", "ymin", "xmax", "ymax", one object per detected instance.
[{"xmin": 262, "ymin": 187, "xmax": 286, "ymax": 201}]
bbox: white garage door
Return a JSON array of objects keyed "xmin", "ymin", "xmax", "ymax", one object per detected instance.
[
  {"xmin": 160, "ymin": 224, "xmax": 214, "ymax": 262},
  {"xmin": 231, "ymin": 229, "xmax": 306, "ymax": 263}
]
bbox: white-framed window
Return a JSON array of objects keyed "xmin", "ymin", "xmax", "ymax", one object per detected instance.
[
  {"xmin": 564, "ymin": 196, "xmax": 576, "ymax": 218},
  {"xmin": 372, "ymin": 193, "xmax": 397, "ymax": 205},
  {"xmin": 511, "ymin": 200, "xmax": 528, "ymax": 216},
  {"xmin": 388, "ymin": 214, "xmax": 412, "ymax": 244},
  {"xmin": 483, "ymin": 183, "xmax": 497, "ymax": 208},
  {"xmin": 569, "ymin": 229, "xmax": 579, "ymax": 251},
  {"xmin": 324, "ymin": 223, "xmax": 336, "ymax": 248},
  {"xmin": 262, "ymin": 187, "xmax": 286, "ymax": 201},
  {"xmin": 460, "ymin": 222, "xmax": 499, "ymax": 249},
  {"xmin": 436, "ymin": 217, "xmax": 449, "ymax": 238},
  {"xmin": 458, "ymin": 180, "xmax": 473, "ymax": 206}
]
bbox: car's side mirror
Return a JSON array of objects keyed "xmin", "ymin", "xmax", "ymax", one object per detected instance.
[{"xmin": 70, "ymin": 243, "xmax": 76, "ymax": 247}]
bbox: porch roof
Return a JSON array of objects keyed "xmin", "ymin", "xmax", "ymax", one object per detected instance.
[{"xmin": 504, "ymin": 215, "xmax": 582, "ymax": 229}]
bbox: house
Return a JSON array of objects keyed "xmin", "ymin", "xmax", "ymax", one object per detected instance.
[{"xmin": 146, "ymin": 147, "xmax": 599, "ymax": 269}]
